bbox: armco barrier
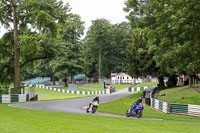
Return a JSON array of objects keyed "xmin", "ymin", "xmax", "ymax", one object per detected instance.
[
  {"xmin": 151, "ymin": 98, "xmax": 200, "ymax": 117},
  {"xmin": 36, "ymin": 84, "xmax": 115, "ymax": 95},
  {"xmin": 170, "ymin": 103, "xmax": 200, "ymax": 117},
  {"xmin": 131, "ymin": 85, "xmax": 200, "ymax": 117},
  {"xmin": 128, "ymin": 86, "xmax": 149, "ymax": 92},
  {"xmin": 0, "ymin": 94, "xmax": 29, "ymax": 103},
  {"xmin": 188, "ymin": 104, "xmax": 200, "ymax": 117},
  {"xmin": 151, "ymin": 98, "xmax": 169, "ymax": 113}
]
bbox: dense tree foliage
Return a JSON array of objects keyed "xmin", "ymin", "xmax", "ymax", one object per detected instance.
[
  {"xmin": 126, "ymin": 28, "xmax": 166, "ymax": 87},
  {"xmin": 3, "ymin": 0, "xmax": 199, "ymax": 90},
  {"xmin": 0, "ymin": 0, "xmax": 71, "ymax": 91},
  {"xmin": 55, "ymin": 14, "xmax": 84, "ymax": 85},
  {"xmin": 27, "ymin": 14, "xmax": 85, "ymax": 86},
  {"xmin": 84, "ymin": 19, "xmax": 132, "ymax": 79},
  {"xmin": 125, "ymin": 0, "xmax": 200, "ymax": 87}
]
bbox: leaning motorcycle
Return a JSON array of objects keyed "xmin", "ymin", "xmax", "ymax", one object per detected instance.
[
  {"xmin": 86, "ymin": 101, "xmax": 99, "ymax": 113},
  {"xmin": 126, "ymin": 103, "xmax": 144, "ymax": 118}
]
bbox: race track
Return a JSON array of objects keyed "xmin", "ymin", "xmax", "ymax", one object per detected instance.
[
  {"xmin": 10, "ymin": 88, "xmax": 200, "ymax": 124},
  {"xmin": 11, "ymin": 88, "xmax": 133, "ymax": 115}
]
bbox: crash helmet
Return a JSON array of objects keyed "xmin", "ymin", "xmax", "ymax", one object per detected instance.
[{"xmin": 138, "ymin": 97, "xmax": 142, "ymax": 102}]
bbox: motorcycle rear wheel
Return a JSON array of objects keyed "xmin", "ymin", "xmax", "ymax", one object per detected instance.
[{"xmin": 136, "ymin": 110, "xmax": 143, "ymax": 118}]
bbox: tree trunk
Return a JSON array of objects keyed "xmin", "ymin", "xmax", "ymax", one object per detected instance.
[
  {"xmin": 12, "ymin": 0, "xmax": 21, "ymax": 93},
  {"xmin": 133, "ymin": 77, "xmax": 136, "ymax": 85},
  {"xmin": 64, "ymin": 74, "xmax": 68, "ymax": 87},
  {"xmin": 98, "ymin": 51, "xmax": 102, "ymax": 82},
  {"xmin": 158, "ymin": 77, "xmax": 165, "ymax": 90},
  {"xmin": 189, "ymin": 76, "xmax": 192, "ymax": 87},
  {"xmin": 70, "ymin": 72, "xmax": 75, "ymax": 84},
  {"xmin": 52, "ymin": 75, "xmax": 55, "ymax": 85}
]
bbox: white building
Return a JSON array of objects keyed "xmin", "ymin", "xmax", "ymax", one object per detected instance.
[
  {"xmin": 111, "ymin": 73, "xmax": 140, "ymax": 84},
  {"xmin": 111, "ymin": 73, "xmax": 157, "ymax": 84}
]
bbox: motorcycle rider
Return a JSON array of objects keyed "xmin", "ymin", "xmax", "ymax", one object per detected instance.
[
  {"xmin": 132, "ymin": 97, "xmax": 142, "ymax": 109},
  {"xmin": 89, "ymin": 95, "xmax": 100, "ymax": 108}
]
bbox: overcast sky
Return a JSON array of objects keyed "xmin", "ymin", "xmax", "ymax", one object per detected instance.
[
  {"xmin": 64, "ymin": 0, "xmax": 128, "ymax": 32},
  {"xmin": 0, "ymin": 0, "xmax": 128, "ymax": 37}
]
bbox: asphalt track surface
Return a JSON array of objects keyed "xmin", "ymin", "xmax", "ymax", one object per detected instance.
[{"xmin": 10, "ymin": 88, "xmax": 200, "ymax": 124}]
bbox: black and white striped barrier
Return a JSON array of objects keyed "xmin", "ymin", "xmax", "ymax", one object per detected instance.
[
  {"xmin": 36, "ymin": 84, "xmax": 115, "ymax": 95},
  {"xmin": 0, "ymin": 94, "xmax": 29, "ymax": 103}
]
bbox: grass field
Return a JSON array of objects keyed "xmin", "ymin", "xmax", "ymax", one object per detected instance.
[
  {"xmin": 55, "ymin": 82, "xmax": 159, "ymax": 91},
  {"xmin": 0, "ymin": 103, "xmax": 199, "ymax": 133},
  {"xmin": 58, "ymin": 84, "xmax": 131, "ymax": 91},
  {"xmin": 155, "ymin": 86, "xmax": 200, "ymax": 105},
  {"xmin": 98, "ymin": 92, "xmax": 200, "ymax": 122},
  {"xmin": 26, "ymin": 87, "xmax": 93, "ymax": 101},
  {"xmin": 134, "ymin": 82, "xmax": 158, "ymax": 87}
]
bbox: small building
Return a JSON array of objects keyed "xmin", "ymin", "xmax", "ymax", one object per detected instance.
[
  {"xmin": 111, "ymin": 73, "xmax": 140, "ymax": 84},
  {"xmin": 111, "ymin": 73, "xmax": 157, "ymax": 84}
]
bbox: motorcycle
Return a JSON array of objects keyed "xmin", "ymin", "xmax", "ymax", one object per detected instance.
[
  {"xmin": 126, "ymin": 103, "xmax": 144, "ymax": 118},
  {"xmin": 86, "ymin": 101, "xmax": 99, "ymax": 113}
]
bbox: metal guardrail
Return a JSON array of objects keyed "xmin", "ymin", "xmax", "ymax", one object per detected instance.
[
  {"xmin": 150, "ymin": 98, "xmax": 200, "ymax": 117},
  {"xmin": 0, "ymin": 94, "xmax": 29, "ymax": 103},
  {"xmin": 36, "ymin": 84, "xmax": 115, "ymax": 95},
  {"xmin": 128, "ymin": 86, "xmax": 149, "ymax": 92},
  {"xmin": 170, "ymin": 103, "xmax": 200, "ymax": 117},
  {"xmin": 131, "ymin": 85, "xmax": 200, "ymax": 117},
  {"xmin": 151, "ymin": 98, "xmax": 169, "ymax": 113}
]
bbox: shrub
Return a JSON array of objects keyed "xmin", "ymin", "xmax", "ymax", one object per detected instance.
[{"xmin": 0, "ymin": 84, "xmax": 9, "ymax": 94}]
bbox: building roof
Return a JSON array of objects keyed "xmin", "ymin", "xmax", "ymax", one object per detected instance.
[{"xmin": 115, "ymin": 73, "xmax": 129, "ymax": 77}]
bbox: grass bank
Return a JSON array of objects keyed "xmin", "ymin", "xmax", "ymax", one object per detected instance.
[
  {"xmin": 98, "ymin": 92, "xmax": 200, "ymax": 122},
  {"xmin": 134, "ymin": 82, "xmax": 158, "ymax": 87},
  {"xmin": 58, "ymin": 84, "xmax": 131, "ymax": 91},
  {"xmin": 155, "ymin": 86, "xmax": 200, "ymax": 105},
  {"xmin": 0, "ymin": 104, "xmax": 199, "ymax": 133},
  {"xmin": 26, "ymin": 87, "xmax": 93, "ymax": 101}
]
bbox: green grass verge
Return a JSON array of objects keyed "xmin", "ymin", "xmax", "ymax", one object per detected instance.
[
  {"xmin": 98, "ymin": 92, "xmax": 200, "ymax": 122},
  {"xmin": 0, "ymin": 104, "xmax": 199, "ymax": 133},
  {"xmin": 57, "ymin": 84, "xmax": 103, "ymax": 91},
  {"xmin": 58, "ymin": 84, "xmax": 131, "ymax": 91},
  {"xmin": 113, "ymin": 84, "xmax": 132, "ymax": 91},
  {"xmin": 155, "ymin": 86, "xmax": 200, "ymax": 105},
  {"xmin": 134, "ymin": 82, "xmax": 158, "ymax": 87},
  {"xmin": 26, "ymin": 87, "xmax": 93, "ymax": 101}
]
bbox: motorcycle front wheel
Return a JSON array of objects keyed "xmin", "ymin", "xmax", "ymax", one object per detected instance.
[
  {"xmin": 126, "ymin": 110, "xmax": 130, "ymax": 117},
  {"xmin": 86, "ymin": 108, "xmax": 89, "ymax": 113}
]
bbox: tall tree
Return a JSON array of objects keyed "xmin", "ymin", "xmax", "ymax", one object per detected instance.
[
  {"xmin": 126, "ymin": 28, "xmax": 166, "ymax": 88},
  {"xmin": 84, "ymin": 20, "xmax": 132, "ymax": 79},
  {"xmin": 0, "ymin": 0, "xmax": 70, "ymax": 91},
  {"xmin": 146, "ymin": 0, "xmax": 200, "ymax": 81},
  {"xmin": 124, "ymin": 0, "xmax": 200, "ymax": 87},
  {"xmin": 50, "ymin": 14, "xmax": 85, "ymax": 86},
  {"xmin": 109, "ymin": 22, "xmax": 132, "ymax": 73},
  {"xmin": 84, "ymin": 19, "xmax": 113, "ymax": 79}
]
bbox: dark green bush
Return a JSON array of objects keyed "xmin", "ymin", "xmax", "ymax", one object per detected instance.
[{"xmin": 0, "ymin": 84, "xmax": 9, "ymax": 94}]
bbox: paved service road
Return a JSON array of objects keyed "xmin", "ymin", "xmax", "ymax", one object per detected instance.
[{"xmin": 10, "ymin": 88, "xmax": 200, "ymax": 124}]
